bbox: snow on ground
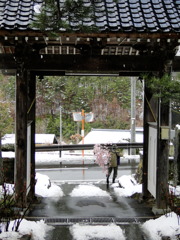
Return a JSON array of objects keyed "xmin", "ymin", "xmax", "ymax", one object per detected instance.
[
  {"xmin": 35, "ymin": 151, "xmax": 96, "ymax": 165},
  {"xmin": 69, "ymin": 184, "xmax": 111, "ymax": 198},
  {"xmin": 0, "ymin": 219, "xmax": 53, "ymax": 240},
  {"xmin": 113, "ymin": 175, "xmax": 142, "ymax": 197},
  {"xmin": 142, "ymin": 212, "xmax": 180, "ymax": 240},
  {"xmin": 0, "ymin": 183, "xmax": 14, "ymax": 195},
  {"xmin": 35, "ymin": 173, "xmax": 64, "ymax": 198},
  {"xmin": 2, "ymin": 151, "xmax": 140, "ymax": 166},
  {"xmin": 70, "ymin": 223, "xmax": 126, "ymax": 240},
  {"xmin": 69, "ymin": 214, "xmax": 180, "ymax": 240},
  {"xmin": 0, "ymin": 173, "xmax": 180, "ymax": 239},
  {"xmin": 169, "ymin": 185, "xmax": 180, "ymax": 196}
]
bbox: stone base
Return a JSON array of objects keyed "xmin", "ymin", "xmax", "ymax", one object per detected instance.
[
  {"xmin": 152, "ymin": 206, "xmax": 171, "ymax": 216},
  {"xmin": 20, "ymin": 234, "xmax": 31, "ymax": 240}
]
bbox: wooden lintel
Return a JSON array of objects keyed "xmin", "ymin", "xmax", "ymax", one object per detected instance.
[
  {"xmin": 0, "ymin": 54, "xmax": 173, "ymax": 74},
  {"xmin": 0, "ymin": 30, "xmax": 180, "ymax": 39}
]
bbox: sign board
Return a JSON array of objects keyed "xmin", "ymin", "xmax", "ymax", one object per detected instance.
[
  {"xmin": 148, "ymin": 124, "xmax": 157, "ymax": 198},
  {"xmin": 73, "ymin": 112, "xmax": 94, "ymax": 122},
  {"xmin": 27, "ymin": 124, "xmax": 31, "ymax": 195}
]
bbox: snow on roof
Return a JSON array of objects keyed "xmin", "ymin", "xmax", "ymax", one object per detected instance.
[
  {"xmin": 35, "ymin": 134, "xmax": 58, "ymax": 144},
  {"xmin": 2, "ymin": 134, "xmax": 58, "ymax": 145},
  {"xmin": 81, "ymin": 128, "xmax": 143, "ymax": 144},
  {"xmin": 2, "ymin": 134, "xmax": 15, "ymax": 145}
]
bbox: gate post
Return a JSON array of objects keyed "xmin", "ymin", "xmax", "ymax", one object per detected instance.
[
  {"xmin": 156, "ymin": 59, "xmax": 172, "ymax": 208},
  {"xmin": 15, "ymin": 59, "xmax": 28, "ymax": 206},
  {"xmin": 156, "ymin": 96, "xmax": 169, "ymax": 208},
  {"xmin": 14, "ymin": 43, "xmax": 35, "ymax": 206}
]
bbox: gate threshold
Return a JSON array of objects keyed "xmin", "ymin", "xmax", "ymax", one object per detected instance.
[{"xmin": 26, "ymin": 216, "xmax": 156, "ymax": 226}]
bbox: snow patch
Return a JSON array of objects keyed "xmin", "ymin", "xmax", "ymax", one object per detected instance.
[
  {"xmin": 70, "ymin": 184, "xmax": 111, "ymax": 198},
  {"xmin": 113, "ymin": 175, "xmax": 142, "ymax": 197},
  {"xmin": 35, "ymin": 173, "xmax": 63, "ymax": 198},
  {"xmin": 0, "ymin": 219, "xmax": 53, "ymax": 240},
  {"xmin": 142, "ymin": 212, "xmax": 180, "ymax": 240},
  {"xmin": 69, "ymin": 223, "xmax": 126, "ymax": 240}
]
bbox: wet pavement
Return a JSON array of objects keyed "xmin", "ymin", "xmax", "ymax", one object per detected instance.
[
  {"xmin": 29, "ymin": 164, "xmax": 154, "ymax": 239},
  {"xmin": 29, "ymin": 182, "xmax": 154, "ymax": 239},
  {"xmin": 30, "ymin": 182, "xmax": 153, "ymax": 219}
]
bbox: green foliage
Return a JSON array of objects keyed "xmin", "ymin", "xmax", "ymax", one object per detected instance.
[
  {"xmin": 0, "ymin": 90, "xmax": 14, "ymax": 143},
  {"xmin": 144, "ymin": 74, "xmax": 180, "ymax": 119},
  {"xmin": 145, "ymin": 74, "xmax": 180, "ymax": 107},
  {"xmin": 46, "ymin": 115, "xmax": 60, "ymax": 136},
  {"xmin": 0, "ymin": 75, "xmax": 15, "ymax": 136},
  {"xmin": 32, "ymin": 0, "xmax": 98, "ymax": 33},
  {"xmin": 46, "ymin": 114, "xmax": 77, "ymax": 142},
  {"xmin": 0, "ymin": 74, "xmax": 142, "ymax": 142},
  {"xmin": 0, "ymin": 102, "xmax": 13, "ymax": 136},
  {"xmin": 0, "ymin": 191, "xmax": 16, "ymax": 219},
  {"xmin": 0, "ymin": 76, "xmax": 15, "ymax": 101},
  {"xmin": 87, "ymin": 117, "xmax": 129, "ymax": 130},
  {"xmin": 62, "ymin": 117, "xmax": 78, "ymax": 141},
  {"xmin": 36, "ymin": 76, "xmax": 132, "ymax": 115},
  {"xmin": 0, "ymin": 178, "xmax": 32, "ymax": 232},
  {"xmin": 35, "ymin": 76, "xmax": 134, "ymax": 141}
]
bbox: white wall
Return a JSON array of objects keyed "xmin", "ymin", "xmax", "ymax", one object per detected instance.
[{"xmin": 148, "ymin": 125, "xmax": 157, "ymax": 198}]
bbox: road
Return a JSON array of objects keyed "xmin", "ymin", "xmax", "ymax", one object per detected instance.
[{"xmin": 36, "ymin": 162, "xmax": 138, "ymax": 183}]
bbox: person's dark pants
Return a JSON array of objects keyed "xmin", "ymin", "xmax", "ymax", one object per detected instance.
[{"xmin": 106, "ymin": 167, "xmax": 118, "ymax": 183}]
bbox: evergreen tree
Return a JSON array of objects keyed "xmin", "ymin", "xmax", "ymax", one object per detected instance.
[
  {"xmin": 144, "ymin": 74, "xmax": 180, "ymax": 113},
  {"xmin": 0, "ymin": 91, "xmax": 13, "ymax": 180},
  {"xmin": 32, "ymin": 0, "xmax": 97, "ymax": 33}
]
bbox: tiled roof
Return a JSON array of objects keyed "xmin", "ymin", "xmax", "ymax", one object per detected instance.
[{"xmin": 0, "ymin": 0, "xmax": 180, "ymax": 33}]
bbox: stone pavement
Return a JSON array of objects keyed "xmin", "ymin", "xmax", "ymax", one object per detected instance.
[{"xmin": 29, "ymin": 181, "xmax": 154, "ymax": 240}]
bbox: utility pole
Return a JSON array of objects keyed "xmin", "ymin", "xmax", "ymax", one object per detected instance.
[
  {"xmin": 60, "ymin": 105, "xmax": 62, "ymax": 144},
  {"xmin": 130, "ymin": 77, "xmax": 136, "ymax": 155},
  {"xmin": 59, "ymin": 105, "xmax": 62, "ymax": 158},
  {"xmin": 81, "ymin": 109, "xmax": 85, "ymax": 164}
]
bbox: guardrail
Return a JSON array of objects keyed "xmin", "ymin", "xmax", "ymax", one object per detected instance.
[{"xmin": 35, "ymin": 142, "xmax": 143, "ymax": 152}]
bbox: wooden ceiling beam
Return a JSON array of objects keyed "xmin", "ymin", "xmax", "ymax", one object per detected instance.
[
  {"xmin": 0, "ymin": 54, "xmax": 180, "ymax": 75},
  {"xmin": 0, "ymin": 30, "xmax": 180, "ymax": 39}
]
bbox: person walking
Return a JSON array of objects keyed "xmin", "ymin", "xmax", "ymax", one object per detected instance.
[{"xmin": 106, "ymin": 146, "xmax": 121, "ymax": 186}]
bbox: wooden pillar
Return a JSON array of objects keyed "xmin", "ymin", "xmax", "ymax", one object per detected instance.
[
  {"xmin": 27, "ymin": 72, "xmax": 36, "ymax": 201},
  {"xmin": 14, "ymin": 42, "xmax": 36, "ymax": 206},
  {"xmin": 156, "ymin": 57, "xmax": 172, "ymax": 208},
  {"xmin": 15, "ymin": 64, "xmax": 28, "ymax": 206},
  {"xmin": 156, "ymin": 93, "xmax": 169, "ymax": 208}
]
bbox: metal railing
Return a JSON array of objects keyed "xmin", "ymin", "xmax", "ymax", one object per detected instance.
[{"xmin": 35, "ymin": 142, "xmax": 143, "ymax": 152}]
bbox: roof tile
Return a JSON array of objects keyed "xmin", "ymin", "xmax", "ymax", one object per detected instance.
[{"xmin": 0, "ymin": 0, "xmax": 180, "ymax": 32}]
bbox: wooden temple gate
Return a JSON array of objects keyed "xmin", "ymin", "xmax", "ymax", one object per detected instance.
[{"xmin": 0, "ymin": 0, "xmax": 180, "ymax": 208}]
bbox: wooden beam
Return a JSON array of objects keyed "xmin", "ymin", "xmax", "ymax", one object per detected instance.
[
  {"xmin": 0, "ymin": 54, "xmax": 166, "ymax": 74},
  {"xmin": 1, "ymin": 54, "xmax": 180, "ymax": 74},
  {"xmin": 31, "ymin": 55, "xmax": 164, "ymax": 73},
  {"xmin": 0, "ymin": 30, "xmax": 180, "ymax": 39}
]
